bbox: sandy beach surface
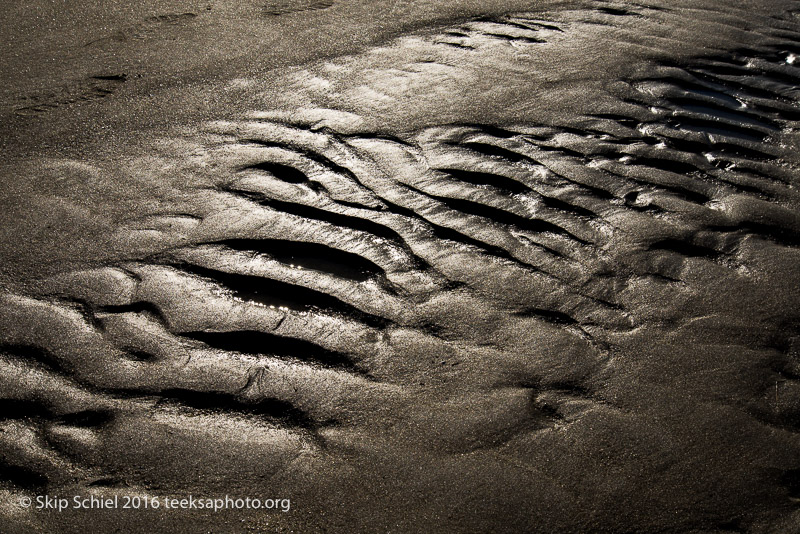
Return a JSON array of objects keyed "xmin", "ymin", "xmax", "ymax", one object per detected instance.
[{"xmin": 1, "ymin": 1, "xmax": 800, "ymax": 532}]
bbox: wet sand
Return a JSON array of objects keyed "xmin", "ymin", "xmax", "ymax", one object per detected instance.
[{"xmin": 1, "ymin": 1, "xmax": 800, "ymax": 532}]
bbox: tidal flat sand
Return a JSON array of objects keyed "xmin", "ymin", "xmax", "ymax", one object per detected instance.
[{"xmin": 1, "ymin": 1, "xmax": 800, "ymax": 532}]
